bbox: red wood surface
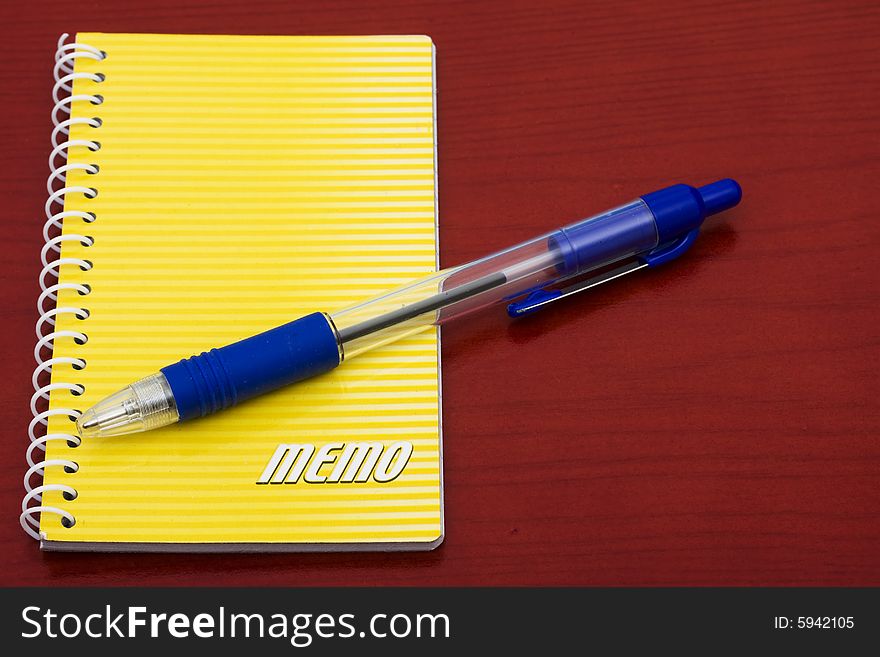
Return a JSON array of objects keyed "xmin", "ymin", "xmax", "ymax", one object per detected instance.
[{"xmin": 2, "ymin": 0, "xmax": 878, "ymax": 586}]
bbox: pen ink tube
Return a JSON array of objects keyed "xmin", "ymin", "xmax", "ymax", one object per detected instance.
[{"xmin": 331, "ymin": 200, "xmax": 660, "ymax": 359}]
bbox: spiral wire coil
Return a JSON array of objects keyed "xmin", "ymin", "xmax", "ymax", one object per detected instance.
[{"xmin": 21, "ymin": 34, "xmax": 105, "ymax": 540}]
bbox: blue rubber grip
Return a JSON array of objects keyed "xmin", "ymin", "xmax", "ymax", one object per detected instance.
[{"xmin": 160, "ymin": 312, "xmax": 340, "ymax": 421}]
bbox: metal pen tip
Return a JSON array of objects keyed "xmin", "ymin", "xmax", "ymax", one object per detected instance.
[{"xmin": 76, "ymin": 373, "xmax": 180, "ymax": 438}]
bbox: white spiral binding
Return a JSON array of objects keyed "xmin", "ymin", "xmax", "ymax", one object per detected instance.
[{"xmin": 21, "ymin": 34, "xmax": 104, "ymax": 540}]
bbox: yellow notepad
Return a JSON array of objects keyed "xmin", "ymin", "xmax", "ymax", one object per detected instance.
[{"xmin": 27, "ymin": 33, "xmax": 442, "ymax": 551}]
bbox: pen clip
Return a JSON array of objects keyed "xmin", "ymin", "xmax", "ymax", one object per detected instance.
[
  {"xmin": 507, "ymin": 260, "xmax": 647, "ymax": 317},
  {"xmin": 506, "ymin": 228, "xmax": 700, "ymax": 317},
  {"xmin": 638, "ymin": 227, "xmax": 700, "ymax": 267}
]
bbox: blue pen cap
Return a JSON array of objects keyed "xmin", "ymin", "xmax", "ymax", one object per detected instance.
[{"xmin": 641, "ymin": 178, "xmax": 741, "ymax": 243}]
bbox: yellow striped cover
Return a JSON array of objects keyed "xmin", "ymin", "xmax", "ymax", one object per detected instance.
[{"xmin": 42, "ymin": 33, "xmax": 441, "ymax": 549}]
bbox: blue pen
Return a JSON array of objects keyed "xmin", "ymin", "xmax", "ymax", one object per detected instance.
[{"xmin": 78, "ymin": 178, "xmax": 742, "ymax": 437}]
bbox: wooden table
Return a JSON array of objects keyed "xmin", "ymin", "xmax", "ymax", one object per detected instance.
[{"xmin": 3, "ymin": 0, "xmax": 878, "ymax": 585}]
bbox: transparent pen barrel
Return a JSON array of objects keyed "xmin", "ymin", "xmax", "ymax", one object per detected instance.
[{"xmin": 331, "ymin": 200, "xmax": 659, "ymax": 358}]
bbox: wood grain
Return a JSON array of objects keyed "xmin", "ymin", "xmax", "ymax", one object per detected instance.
[{"xmin": 2, "ymin": 0, "xmax": 878, "ymax": 585}]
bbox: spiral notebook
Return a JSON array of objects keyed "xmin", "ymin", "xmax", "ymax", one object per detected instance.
[{"xmin": 24, "ymin": 33, "xmax": 443, "ymax": 551}]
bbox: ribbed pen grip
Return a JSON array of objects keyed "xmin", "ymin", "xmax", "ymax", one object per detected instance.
[
  {"xmin": 161, "ymin": 312, "xmax": 341, "ymax": 421},
  {"xmin": 175, "ymin": 349, "xmax": 238, "ymax": 417}
]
